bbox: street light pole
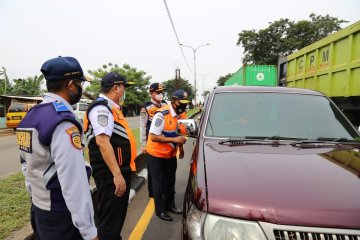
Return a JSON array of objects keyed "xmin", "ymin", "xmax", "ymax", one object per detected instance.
[{"xmin": 180, "ymin": 43, "xmax": 210, "ymax": 105}]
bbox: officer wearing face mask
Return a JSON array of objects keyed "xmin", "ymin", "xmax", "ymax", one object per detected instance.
[
  {"xmin": 83, "ymin": 72, "xmax": 137, "ymax": 240},
  {"xmin": 146, "ymin": 89, "xmax": 189, "ymax": 221},
  {"xmin": 16, "ymin": 56, "xmax": 98, "ymax": 240},
  {"xmin": 139, "ymin": 83, "xmax": 167, "ymax": 198}
]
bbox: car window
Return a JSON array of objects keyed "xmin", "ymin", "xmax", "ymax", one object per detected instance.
[
  {"xmin": 8, "ymin": 104, "xmax": 26, "ymax": 112},
  {"xmin": 78, "ymin": 103, "xmax": 88, "ymax": 111},
  {"xmin": 205, "ymin": 92, "xmax": 357, "ymax": 140}
]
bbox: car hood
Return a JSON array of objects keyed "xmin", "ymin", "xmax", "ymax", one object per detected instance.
[{"xmin": 203, "ymin": 139, "xmax": 360, "ymax": 229}]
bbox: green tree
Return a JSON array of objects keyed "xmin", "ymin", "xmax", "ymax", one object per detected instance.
[
  {"xmin": 11, "ymin": 75, "xmax": 44, "ymax": 96},
  {"xmin": 0, "ymin": 67, "xmax": 12, "ymax": 95},
  {"xmin": 162, "ymin": 78, "xmax": 194, "ymax": 102},
  {"xmin": 236, "ymin": 14, "xmax": 347, "ymax": 65},
  {"xmin": 216, "ymin": 73, "xmax": 232, "ymax": 86},
  {"xmin": 86, "ymin": 63, "xmax": 151, "ymax": 107}
]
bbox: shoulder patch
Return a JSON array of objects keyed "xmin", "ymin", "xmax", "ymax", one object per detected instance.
[
  {"xmin": 53, "ymin": 101, "xmax": 70, "ymax": 112},
  {"xmin": 140, "ymin": 109, "xmax": 147, "ymax": 119},
  {"xmin": 98, "ymin": 114, "xmax": 109, "ymax": 127},
  {"xmin": 155, "ymin": 117, "xmax": 163, "ymax": 127},
  {"xmin": 66, "ymin": 126, "xmax": 81, "ymax": 150}
]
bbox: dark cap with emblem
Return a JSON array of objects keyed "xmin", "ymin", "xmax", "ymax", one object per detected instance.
[
  {"xmin": 101, "ymin": 72, "xmax": 135, "ymax": 87},
  {"xmin": 172, "ymin": 89, "xmax": 190, "ymax": 103},
  {"xmin": 41, "ymin": 56, "xmax": 87, "ymax": 81},
  {"xmin": 149, "ymin": 83, "xmax": 166, "ymax": 93}
]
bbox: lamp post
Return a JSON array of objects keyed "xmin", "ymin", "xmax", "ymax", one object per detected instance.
[{"xmin": 180, "ymin": 43, "xmax": 210, "ymax": 105}]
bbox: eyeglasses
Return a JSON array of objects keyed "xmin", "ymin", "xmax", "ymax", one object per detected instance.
[{"xmin": 74, "ymin": 80, "xmax": 85, "ymax": 88}]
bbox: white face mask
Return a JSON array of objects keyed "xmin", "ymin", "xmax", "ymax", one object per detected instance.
[
  {"xmin": 119, "ymin": 91, "xmax": 126, "ymax": 105},
  {"xmin": 154, "ymin": 93, "xmax": 163, "ymax": 101}
]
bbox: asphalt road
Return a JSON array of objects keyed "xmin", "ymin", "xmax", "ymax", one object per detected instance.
[
  {"xmin": 122, "ymin": 137, "xmax": 195, "ymax": 240},
  {"xmin": 0, "ymin": 133, "xmax": 19, "ymax": 179}
]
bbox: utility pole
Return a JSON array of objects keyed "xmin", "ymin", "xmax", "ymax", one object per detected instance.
[{"xmin": 175, "ymin": 68, "xmax": 181, "ymax": 90}]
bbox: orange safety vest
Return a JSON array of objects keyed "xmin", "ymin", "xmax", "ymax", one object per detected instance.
[
  {"xmin": 83, "ymin": 98, "xmax": 137, "ymax": 178},
  {"xmin": 146, "ymin": 105, "xmax": 180, "ymax": 158}
]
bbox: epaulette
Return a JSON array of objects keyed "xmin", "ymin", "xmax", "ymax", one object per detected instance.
[
  {"xmin": 96, "ymin": 97, "xmax": 106, "ymax": 102},
  {"xmin": 52, "ymin": 101, "xmax": 70, "ymax": 112},
  {"xmin": 161, "ymin": 109, "xmax": 170, "ymax": 115}
]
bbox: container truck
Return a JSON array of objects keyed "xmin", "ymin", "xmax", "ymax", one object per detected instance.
[
  {"xmin": 225, "ymin": 65, "xmax": 277, "ymax": 86},
  {"xmin": 278, "ymin": 20, "xmax": 360, "ymax": 126}
]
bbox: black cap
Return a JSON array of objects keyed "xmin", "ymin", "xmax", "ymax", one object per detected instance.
[
  {"xmin": 172, "ymin": 89, "xmax": 190, "ymax": 103},
  {"xmin": 40, "ymin": 56, "xmax": 87, "ymax": 81},
  {"xmin": 101, "ymin": 72, "xmax": 135, "ymax": 87},
  {"xmin": 149, "ymin": 83, "xmax": 166, "ymax": 93}
]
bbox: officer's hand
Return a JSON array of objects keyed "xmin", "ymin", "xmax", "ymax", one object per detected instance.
[
  {"xmin": 174, "ymin": 136, "xmax": 187, "ymax": 144},
  {"xmin": 113, "ymin": 174, "xmax": 126, "ymax": 197},
  {"xmin": 142, "ymin": 146, "xmax": 147, "ymax": 154},
  {"xmin": 92, "ymin": 236, "xmax": 99, "ymax": 240}
]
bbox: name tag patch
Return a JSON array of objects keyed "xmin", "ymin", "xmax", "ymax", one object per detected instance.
[
  {"xmin": 16, "ymin": 130, "xmax": 32, "ymax": 153},
  {"xmin": 66, "ymin": 126, "xmax": 82, "ymax": 150}
]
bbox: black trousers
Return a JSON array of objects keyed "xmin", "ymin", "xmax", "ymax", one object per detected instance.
[
  {"xmin": 146, "ymin": 153, "xmax": 153, "ymax": 197},
  {"xmin": 31, "ymin": 204, "xmax": 82, "ymax": 240},
  {"xmin": 148, "ymin": 154, "xmax": 177, "ymax": 215},
  {"xmin": 94, "ymin": 172, "xmax": 131, "ymax": 240}
]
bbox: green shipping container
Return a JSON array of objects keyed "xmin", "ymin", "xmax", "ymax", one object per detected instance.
[{"xmin": 224, "ymin": 65, "xmax": 277, "ymax": 86}]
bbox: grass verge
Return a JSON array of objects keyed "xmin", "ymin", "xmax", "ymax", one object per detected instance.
[
  {"xmin": 132, "ymin": 128, "xmax": 140, "ymax": 148},
  {"xmin": 186, "ymin": 107, "xmax": 200, "ymax": 118},
  {"xmin": 0, "ymin": 172, "xmax": 30, "ymax": 239}
]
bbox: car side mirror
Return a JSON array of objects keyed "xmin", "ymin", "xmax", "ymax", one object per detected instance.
[{"xmin": 178, "ymin": 119, "xmax": 198, "ymax": 137}]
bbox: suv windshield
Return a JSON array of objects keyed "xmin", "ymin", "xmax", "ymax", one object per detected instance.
[{"xmin": 205, "ymin": 92, "xmax": 358, "ymax": 140}]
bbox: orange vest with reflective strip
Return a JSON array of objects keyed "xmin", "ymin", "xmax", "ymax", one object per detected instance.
[
  {"xmin": 83, "ymin": 98, "xmax": 137, "ymax": 178},
  {"xmin": 146, "ymin": 105, "xmax": 179, "ymax": 158}
]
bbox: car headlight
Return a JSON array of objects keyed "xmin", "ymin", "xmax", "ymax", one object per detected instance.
[
  {"xmin": 204, "ymin": 214, "xmax": 267, "ymax": 240},
  {"xmin": 186, "ymin": 204, "xmax": 206, "ymax": 240}
]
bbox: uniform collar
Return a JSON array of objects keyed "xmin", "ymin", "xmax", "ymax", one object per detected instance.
[
  {"xmin": 151, "ymin": 98, "xmax": 162, "ymax": 107},
  {"xmin": 169, "ymin": 103, "xmax": 178, "ymax": 118},
  {"xmin": 42, "ymin": 93, "xmax": 73, "ymax": 112},
  {"xmin": 99, "ymin": 93, "xmax": 120, "ymax": 109}
]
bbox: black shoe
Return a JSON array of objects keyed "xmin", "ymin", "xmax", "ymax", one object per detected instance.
[
  {"xmin": 157, "ymin": 212, "xmax": 173, "ymax": 221},
  {"xmin": 166, "ymin": 207, "xmax": 182, "ymax": 214}
]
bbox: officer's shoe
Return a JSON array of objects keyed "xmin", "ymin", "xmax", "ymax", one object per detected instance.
[
  {"xmin": 166, "ymin": 207, "xmax": 182, "ymax": 214},
  {"xmin": 157, "ymin": 212, "xmax": 173, "ymax": 221}
]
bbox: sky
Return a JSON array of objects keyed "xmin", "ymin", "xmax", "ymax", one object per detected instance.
[{"xmin": 0, "ymin": 0, "xmax": 359, "ymax": 100}]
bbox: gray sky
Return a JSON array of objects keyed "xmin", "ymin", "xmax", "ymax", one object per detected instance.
[{"xmin": 0, "ymin": 0, "xmax": 359, "ymax": 98}]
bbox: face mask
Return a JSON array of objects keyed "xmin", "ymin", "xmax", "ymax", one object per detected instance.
[
  {"xmin": 154, "ymin": 93, "xmax": 163, "ymax": 101},
  {"xmin": 68, "ymin": 83, "xmax": 82, "ymax": 105},
  {"xmin": 119, "ymin": 91, "xmax": 126, "ymax": 106},
  {"xmin": 173, "ymin": 102, "xmax": 187, "ymax": 115}
]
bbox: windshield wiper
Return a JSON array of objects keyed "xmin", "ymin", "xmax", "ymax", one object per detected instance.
[
  {"xmin": 219, "ymin": 138, "xmax": 258, "ymax": 145},
  {"xmin": 316, "ymin": 137, "xmax": 359, "ymax": 143},
  {"xmin": 245, "ymin": 135, "xmax": 307, "ymax": 141},
  {"xmin": 219, "ymin": 136, "xmax": 305, "ymax": 145}
]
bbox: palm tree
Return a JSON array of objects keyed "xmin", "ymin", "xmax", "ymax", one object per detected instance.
[{"xmin": 11, "ymin": 75, "xmax": 44, "ymax": 96}]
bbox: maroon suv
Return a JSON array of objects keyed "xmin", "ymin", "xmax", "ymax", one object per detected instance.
[{"xmin": 181, "ymin": 86, "xmax": 360, "ymax": 240}]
